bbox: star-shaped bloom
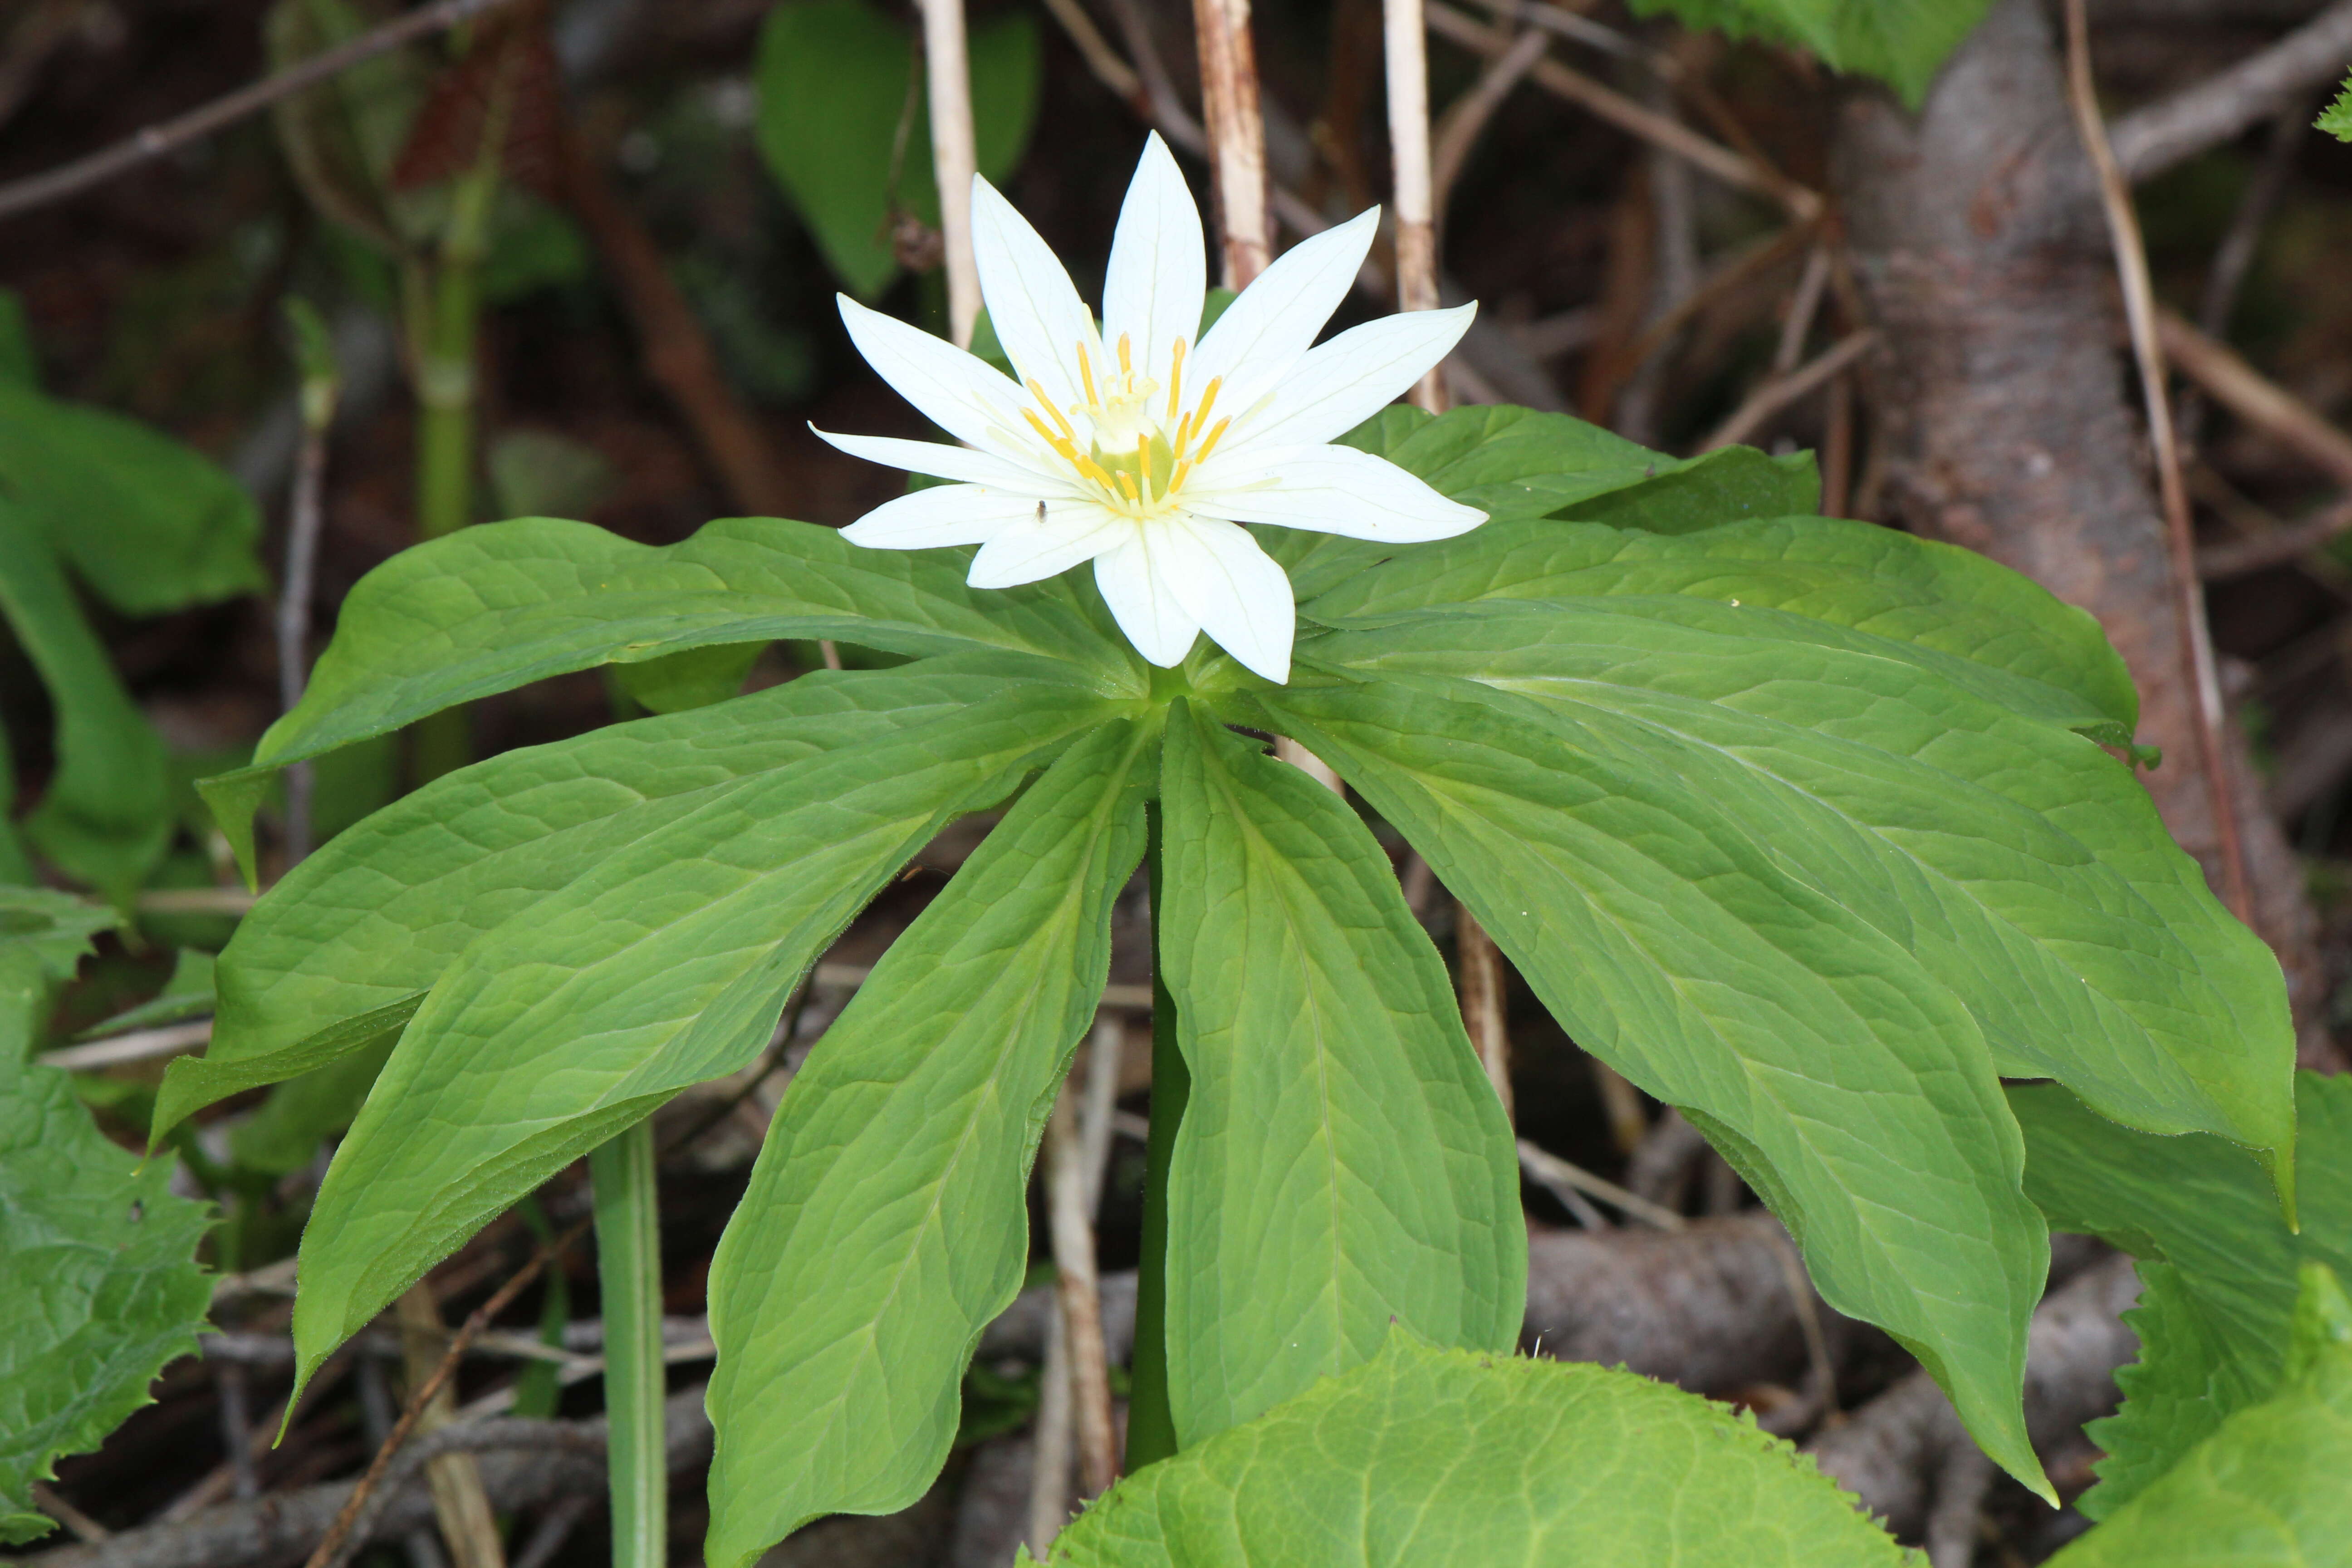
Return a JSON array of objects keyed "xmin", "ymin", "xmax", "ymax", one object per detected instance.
[{"xmin": 813, "ymin": 134, "xmax": 1487, "ymax": 683}]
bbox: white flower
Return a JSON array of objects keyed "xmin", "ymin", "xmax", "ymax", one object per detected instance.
[{"xmin": 813, "ymin": 134, "xmax": 1486, "ymax": 684}]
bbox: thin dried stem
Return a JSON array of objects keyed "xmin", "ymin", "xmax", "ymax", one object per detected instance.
[
  {"xmin": 393, "ymin": 1288, "xmax": 508, "ymax": 1568},
  {"xmin": 1430, "ymin": 28, "xmax": 1548, "ymax": 228},
  {"xmin": 2160, "ymin": 307, "xmax": 2352, "ymax": 490},
  {"xmin": 1772, "ymin": 243, "xmax": 1832, "ymax": 376},
  {"xmin": 1457, "ymin": 907, "xmax": 1512, "ymax": 1120},
  {"xmin": 919, "ymin": 0, "xmax": 981, "ymax": 345},
  {"xmin": 1697, "ymin": 329, "xmax": 1876, "ymax": 452},
  {"xmin": 1049, "ymin": 1072, "xmax": 1120, "ymax": 1494},
  {"xmin": 1194, "ymin": 0, "xmax": 1273, "ymax": 286},
  {"xmin": 0, "ymin": 0, "xmax": 528, "ymax": 221},
  {"xmin": 1386, "ymin": 0, "xmax": 1445, "ymax": 410},
  {"xmin": 304, "ymin": 1223, "xmax": 588, "ymax": 1568},
  {"xmin": 2064, "ymin": 0, "xmax": 2253, "ymax": 923}
]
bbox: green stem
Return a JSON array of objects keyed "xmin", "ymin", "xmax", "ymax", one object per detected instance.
[
  {"xmin": 588, "ymin": 1120, "xmax": 666, "ymax": 1568},
  {"xmin": 408, "ymin": 237, "xmax": 482, "ymax": 785},
  {"xmin": 1124, "ymin": 802, "xmax": 1187, "ymax": 1470}
]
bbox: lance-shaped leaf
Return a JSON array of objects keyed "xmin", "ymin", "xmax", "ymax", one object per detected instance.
[
  {"xmin": 162, "ymin": 659, "xmax": 1053, "ymax": 1140},
  {"xmin": 1296, "ymin": 607, "xmax": 2292, "ymax": 1171},
  {"xmin": 1032, "ymin": 1333, "xmax": 1906, "ymax": 1568},
  {"xmin": 1155, "ymin": 702, "xmax": 1522, "ymax": 1445},
  {"xmin": 0, "ymin": 900, "xmax": 209, "ymax": 1545},
  {"xmin": 2012, "ymin": 1073, "xmax": 2352, "ymax": 1517},
  {"xmin": 0, "ymin": 508, "xmax": 172, "ymax": 897},
  {"xmin": 2046, "ymin": 1264, "xmax": 2352, "ymax": 1568},
  {"xmin": 1303, "ymin": 515, "xmax": 2137, "ymax": 742},
  {"xmin": 289, "ymin": 684, "xmax": 1114, "ymax": 1382},
  {"xmin": 704, "ymin": 717, "xmax": 1150, "ymax": 1568},
  {"xmin": 1253, "ymin": 674, "xmax": 2050, "ymax": 1496},
  {"xmin": 251, "ymin": 514, "xmax": 1137, "ymax": 774}
]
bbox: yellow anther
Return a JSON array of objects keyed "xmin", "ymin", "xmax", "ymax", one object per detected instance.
[
  {"xmin": 1022, "ymin": 408, "xmax": 1080, "ymax": 462},
  {"xmin": 1117, "ymin": 333, "xmax": 1133, "ymax": 377},
  {"xmin": 1195, "ymin": 416, "xmax": 1231, "ymax": 465},
  {"xmin": 1077, "ymin": 342, "xmax": 1099, "ymax": 407},
  {"xmin": 1115, "ymin": 470, "xmax": 1139, "ymax": 502},
  {"xmin": 1028, "ymin": 379, "xmax": 1076, "ymax": 442},
  {"xmin": 1166, "ymin": 339, "xmax": 1186, "ymax": 418},
  {"xmin": 1193, "ymin": 375, "xmax": 1223, "ymax": 433},
  {"xmin": 1077, "ymin": 454, "xmax": 1117, "ymax": 489}
]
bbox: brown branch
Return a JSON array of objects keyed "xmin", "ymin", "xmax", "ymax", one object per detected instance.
[
  {"xmin": 2159, "ymin": 307, "xmax": 2352, "ymax": 490},
  {"xmin": 2066, "ymin": 0, "xmax": 2254, "ymax": 925},
  {"xmin": 1429, "ymin": 27, "xmax": 1548, "ymax": 230},
  {"xmin": 2108, "ymin": 0, "xmax": 2352, "ymax": 182},
  {"xmin": 1696, "ymin": 329, "xmax": 1877, "ymax": 452},
  {"xmin": 2196, "ymin": 496, "xmax": 2352, "ymax": 580},
  {"xmin": 303, "ymin": 1220, "xmax": 589, "ymax": 1568},
  {"xmin": 1194, "ymin": 0, "xmax": 1273, "ymax": 288},
  {"xmin": 0, "ymin": 0, "xmax": 529, "ymax": 222},
  {"xmin": 1458, "ymin": 908, "xmax": 1513, "ymax": 1119}
]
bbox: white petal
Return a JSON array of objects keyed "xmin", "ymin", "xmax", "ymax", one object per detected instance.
[
  {"xmin": 1188, "ymin": 444, "xmax": 1487, "ymax": 543},
  {"xmin": 1153, "ymin": 515, "xmax": 1294, "ymax": 683},
  {"xmin": 971, "ymin": 175, "xmax": 1101, "ymax": 416},
  {"xmin": 840, "ymin": 483, "xmax": 1042, "ymax": 550},
  {"xmin": 1188, "ymin": 208, "xmax": 1377, "ymax": 416},
  {"xmin": 836, "ymin": 295, "xmax": 1029, "ymax": 453},
  {"xmin": 967, "ymin": 500, "xmax": 1133, "ymax": 588},
  {"xmin": 1100, "ymin": 133, "xmax": 1206, "ymax": 387},
  {"xmin": 810, "ymin": 426, "xmax": 1058, "ymax": 491},
  {"xmin": 1093, "ymin": 534, "xmax": 1201, "ymax": 667},
  {"xmin": 1235, "ymin": 304, "xmax": 1478, "ymax": 450}
]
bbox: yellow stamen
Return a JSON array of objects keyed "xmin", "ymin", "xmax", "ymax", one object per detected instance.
[
  {"xmin": 1115, "ymin": 470, "xmax": 1139, "ymax": 502},
  {"xmin": 1117, "ymin": 333, "xmax": 1132, "ymax": 377},
  {"xmin": 1077, "ymin": 343, "xmax": 1099, "ymax": 407},
  {"xmin": 1195, "ymin": 416, "xmax": 1231, "ymax": 465},
  {"xmin": 1028, "ymin": 379, "xmax": 1076, "ymax": 442},
  {"xmin": 1138, "ymin": 433, "xmax": 1152, "ymax": 500},
  {"xmin": 1077, "ymin": 453, "xmax": 1117, "ymax": 489},
  {"xmin": 1166, "ymin": 339, "xmax": 1186, "ymax": 419},
  {"xmin": 1172, "ymin": 411, "xmax": 1195, "ymax": 459},
  {"xmin": 1022, "ymin": 408, "xmax": 1079, "ymax": 461},
  {"xmin": 1193, "ymin": 376, "xmax": 1223, "ymax": 434}
]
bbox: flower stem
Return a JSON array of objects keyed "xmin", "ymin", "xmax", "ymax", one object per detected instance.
[
  {"xmin": 588, "ymin": 1119, "xmax": 666, "ymax": 1568},
  {"xmin": 1124, "ymin": 802, "xmax": 1188, "ymax": 1469}
]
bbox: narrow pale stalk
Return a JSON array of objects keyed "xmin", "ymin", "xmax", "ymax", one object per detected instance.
[
  {"xmin": 392, "ymin": 1287, "xmax": 507, "ymax": 1568},
  {"xmin": 2063, "ymin": 0, "xmax": 2252, "ymax": 922},
  {"xmin": 1025, "ymin": 1309, "xmax": 1073, "ymax": 1552},
  {"xmin": 1126, "ymin": 806, "xmax": 1187, "ymax": 1469},
  {"xmin": 589, "ymin": 1120, "xmax": 666, "ymax": 1568},
  {"xmin": 1456, "ymin": 906, "xmax": 1512, "ymax": 1120},
  {"xmin": 1384, "ymin": 0, "xmax": 1444, "ymax": 412},
  {"xmin": 278, "ymin": 310, "xmax": 337, "ymax": 866},
  {"xmin": 1191, "ymin": 0, "xmax": 1271, "ymax": 287},
  {"xmin": 1047, "ymin": 1083, "xmax": 1120, "ymax": 1497},
  {"xmin": 919, "ymin": 0, "xmax": 980, "ymax": 345}
]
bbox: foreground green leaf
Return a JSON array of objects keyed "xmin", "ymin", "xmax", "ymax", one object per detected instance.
[
  {"xmin": 166, "ymin": 659, "xmax": 1051, "ymax": 1140},
  {"xmin": 1032, "ymin": 1334, "xmax": 1911, "ymax": 1567},
  {"xmin": 252, "ymin": 516, "xmax": 1135, "ymax": 775},
  {"xmin": 2048, "ymin": 1264, "xmax": 2352, "ymax": 1568},
  {"xmin": 2012, "ymin": 1073, "xmax": 2352, "ymax": 1517},
  {"xmin": 1295, "ymin": 605, "xmax": 2290, "ymax": 1168},
  {"xmin": 289, "ymin": 682, "xmax": 1115, "ymax": 1384},
  {"xmin": 1628, "ymin": 0, "xmax": 1992, "ymax": 106},
  {"xmin": 1303, "ymin": 514, "xmax": 2137, "ymax": 742},
  {"xmin": 1254, "ymin": 674, "xmax": 2050, "ymax": 1495},
  {"xmin": 1155, "ymin": 703, "xmax": 1521, "ymax": 1445},
  {"xmin": 704, "ymin": 716, "xmax": 1149, "ymax": 1568},
  {"xmin": 0, "ymin": 910, "xmax": 209, "ymax": 1544}
]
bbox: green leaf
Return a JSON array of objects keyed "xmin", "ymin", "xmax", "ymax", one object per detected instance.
[
  {"xmin": 1154, "ymin": 703, "xmax": 1522, "ymax": 1445},
  {"xmin": 0, "ymin": 887, "xmax": 122, "ymax": 985},
  {"xmin": 1031, "ymin": 1333, "xmax": 1912, "ymax": 1568},
  {"xmin": 166, "ymin": 660, "xmax": 1051, "ymax": 1141},
  {"xmin": 1289, "ymin": 604, "xmax": 2292, "ymax": 1172},
  {"xmin": 1627, "ymin": 0, "xmax": 1992, "ymax": 107},
  {"xmin": 2046, "ymin": 1264, "xmax": 2352, "ymax": 1568},
  {"xmin": 1250, "ymin": 673, "xmax": 2052, "ymax": 1497},
  {"xmin": 754, "ymin": 0, "xmax": 1042, "ymax": 298},
  {"xmin": 252, "ymin": 516, "xmax": 1133, "ymax": 774},
  {"xmin": 2319, "ymin": 73, "xmax": 2352, "ymax": 141},
  {"xmin": 703, "ymin": 717, "xmax": 1150, "ymax": 1568},
  {"xmin": 1302, "ymin": 514, "xmax": 2138, "ymax": 741},
  {"xmin": 614, "ymin": 641, "xmax": 765, "ymax": 714},
  {"xmin": 289, "ymin": 681, "xmax": 1114, "ymax": 1386},
  {"xmin": 0, "ymin": 380, "xmax": 265, "ymax": 616},
  {"xmin": 2011, "ymin": 1073, "xmax": 2352, "ymax": 1517},
  {"xmin": 0, "ymin": 949, "xmax": 211, "ymax": 1545},
  {"xmin": 0, "ymin": 509, "xmax": 173, "ymax": 897},
  {"xmin": 1560, "ymin": 445, "xmax": 1820, "ymax": 534},
  {"xmin": 77, "ymin": 948, "xmax": 214, "ymax": 1038},
  {"xmin": 226, "ymin": 1036, "xmax": 397, "ymax": 1177}
]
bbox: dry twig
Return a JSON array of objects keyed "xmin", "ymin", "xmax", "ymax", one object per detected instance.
[
  {"xmin": 2065, "ymin": 0, "xmax": 2254, "ymax": 923},
  {"xmin": 2108, "ymin": 0, "xmax": 2352, "ymax": 182},
  {"xmin": 1697, "ymin": 329, "xmax": 1876, "ymax": 452},
  {"xmin": 2159, "ymin": 308, "xmax": 2352, "ymax": 489},
  {"xmin": 1429, "ymin": 28, "xmax": 1550, "ymax": 232},
  {"xmin": 1195, "ymin": 0, "xmax": 1274, "ymax": 287},
  {"xmin": 919, "ymin": 0, "xmax": 981, "ymax": 346},
  {"xmin": 0, "ymin": 0, "xmax": 529, "ymax": 221}
]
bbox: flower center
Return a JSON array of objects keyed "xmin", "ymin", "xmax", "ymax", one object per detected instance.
[{"xmin": 1019, "ymin": 333, "xmax": 1232, "ymax": 519}]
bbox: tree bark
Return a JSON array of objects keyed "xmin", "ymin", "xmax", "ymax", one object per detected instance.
[{"xmin": 1833, "ymin": 0, "xmax": 2339, "ymax": 1069}]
